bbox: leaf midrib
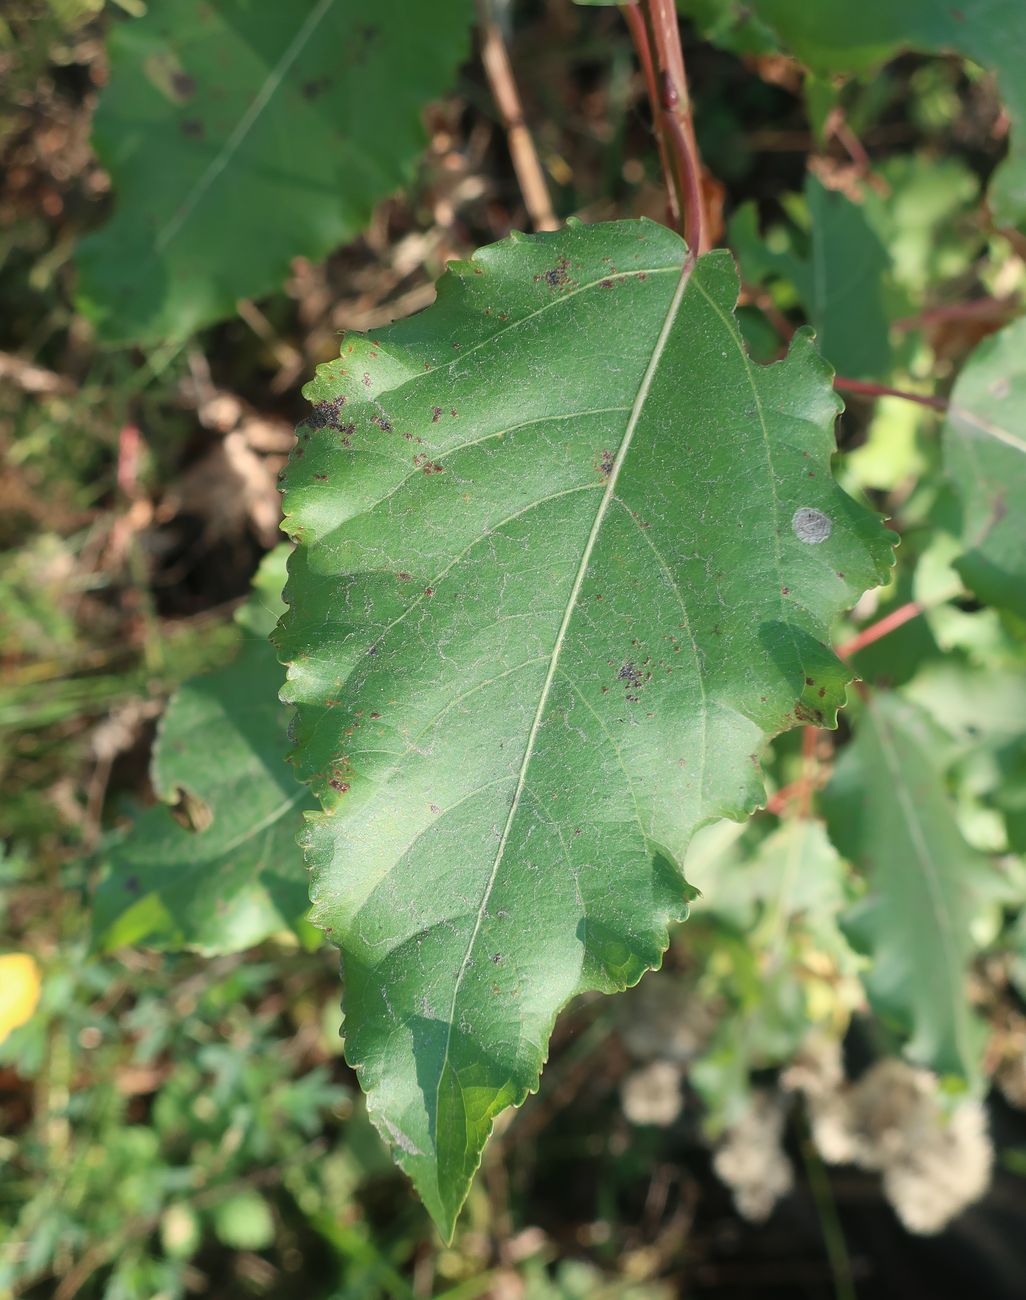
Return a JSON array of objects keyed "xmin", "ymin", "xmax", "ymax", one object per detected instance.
[{"xmin": 431, "ymin": 254, "xmax": 699, "ymax": 1162}]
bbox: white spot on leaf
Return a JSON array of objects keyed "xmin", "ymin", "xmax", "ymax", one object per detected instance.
[{"xmin": 792, "ymin": 507, "xmax": 832, "ymax": 544}]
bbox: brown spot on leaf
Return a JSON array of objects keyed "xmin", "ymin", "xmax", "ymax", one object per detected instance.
[{"xmin": 171, "ymin": 71, "xmax": 196, "ymax": 99}]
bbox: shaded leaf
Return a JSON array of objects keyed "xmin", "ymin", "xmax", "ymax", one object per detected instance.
[
  {"xmin": 823, "ymin": 692, "xmax": 1013, "ymax": 1083},
  {"xmin": 94, "ymin": 547, "xmax": 314, "ymax": 954},
  {"xmin": 277, "ymin": 219, "xmax": 893, "ymax": 1234},
  {"xmin": 730, "ymin": 174, "xmax": 891, "ymax": 378},
  {"xmin": 76, "ymin": 0, "xmax": 472, "ymax": 343},
  {"xmin": 750, "ymin": 0, "xmax": 1026, "ymax": 229},
  {"xmin": 943, "ymin": 316, "xmax": 1026, "ymax": 618}
]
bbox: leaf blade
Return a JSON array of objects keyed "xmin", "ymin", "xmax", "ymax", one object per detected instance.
[
  {"xmin": 943, "ymin": 317, "xmax": 1026, "ymax": 618},
  {"xmin": 75, "ymin": 0, "xmax": 472, "ymax": 343},
  {"xmin": 277, "ymin": 220, "xmax": 894, "ymax": 1234}
]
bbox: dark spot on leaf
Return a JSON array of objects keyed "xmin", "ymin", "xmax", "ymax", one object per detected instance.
[
  {"xmin": 424, "ymin": 587, "xmax": 434, "ymax": 596},
  {"xmin": 372, "ymin": 415, "xmax": 393, "ymax": 432},
  {"xmin": 782, "ymin": 586, "xmax": 790, "ymax": 595},
  {"xmin": 794, "ymin": 701, "xmax": 823, "ymax": 725},
  {"xmin": 396, "ymin": 572, "xmax": 412, "ymax": 581},
  {"xmin": 805, "ymin": 677, "xmax": 814, "ymax": 686},
  {"xmin": 171, "ymin": 71, "xmax": 196, "ymax": 99},
  {"xmin": 618, "ymin": 661, "xmax": 643, "ymax": 688},
  {"xmin": 124, "ymin": 875, "xmax": 140, "ymax": 893},
  {"xmin": 431, "ymin": 406, "xmax": 443, "ymax": 422},
  {"xmin": 302, "ymin": 76, "xmax": 330, "ymax": 99},
  {"xmin": 306, "ymin": 395, "xmax": 346, "ymax": 429},
  {"xmin": 818, "ymin": 687, "xmax": 826, "ymax": 698},
  {"xmin": 329, "ymin": 778, "xmax": 350, "ymax": 794},
  {"xmin": 180, "ymin": 118, "xmax": 204, "ymax": 138},
  {"xmin": 314, "ymin": 472, "xmax": 328, "ymax": 482}
]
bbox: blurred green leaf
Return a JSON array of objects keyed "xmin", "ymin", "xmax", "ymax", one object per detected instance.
[
  {"xmin": 824, "ymin": 692, "xmax": 1014, "ymax": 1084},
  {"xmin": 76, "ymin": 0, "xmax": 473, "ymax": 343},
  {"xmin": 93, "ymin": 547, "xmax": 314, "ymax": 954},
  {"xmin": 211, "ymin": 1189, "xmax": 276, "ymax": 1251},
  {"xmin": 730, "ymin": 174, "xmax": 891, "ymax": 378},
  {"xmin": 944, "ymin": 316, "xmax": 1026, "ymax": 619},
  {"xmin": 750, "ymin": 0, "xmax": 1026, "ymax": 229}
]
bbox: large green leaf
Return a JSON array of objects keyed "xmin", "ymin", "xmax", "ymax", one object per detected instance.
[
  {"xmin": 94, "ymin": 548, "xmax": 314, "ymax": 955},
  {"xmin": 76, "ymin": 0, "xmax": 472, "ymax": 344},
  {"xmin": 823, "ymin": 692, "xmax": 1013, "ymax": 1084},
  {"xmin": 943, "ymin": 316, "xmax": 1026, "ymax": 619},
  {"xmin": 730, "ymin": 174, "xmax": 892, "ymax": 378},
  {"xmin": 276, "ymin": 219, "xmax": 893, "ymax": 1235},
  {"xmin": 750, "ymin": 0, "xmax": 1026, "ymax": 229}
]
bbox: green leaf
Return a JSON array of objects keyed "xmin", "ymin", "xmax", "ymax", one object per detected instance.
[
  {"xmin": 823, "ymin": 692, "xmax": 1012, "ymax": 1084},
  {"xmin": 94, "ymin": 547, "xmax": 314, "ymax": 955},
  {"xmin": 75, "ymin": 0, "xmax": 472, "ymax": 344},
  {"xmin": 943, "ymin": 316, "xmax": 1026, "ymax": 619},
  {"xmin": 730, "ymin": 175, "xmax": 891, "ymax": 378},
  {"xmin": 750, "ymin": 0, "xmax": 1026, "ymax": 229},
  {"xmin": 276, "ymin": 218, "xmax": 894, "ymax": 1236},
  {"xmin": 688, "ymin": 819, "xmax": 862, "ymax": 1131},
  {"xmin": 211, "ymin": 1190, "xmax": 276, "ymax": 1251}
]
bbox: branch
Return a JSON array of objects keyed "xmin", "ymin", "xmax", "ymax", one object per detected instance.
[
  {"xmin": 622, "ymin": 0, "xmax": 707, "ymax": 254},
  {"xmin": 620, "ymin": 3, "xmax": 679, "ymax": 228},
  {"xmin": 833, "ymin": 376, "xmax": 948, "ymax": 411},
  {"xmin": 477, "ymin": 0, "xmax": 558, "ymax": 232},
  {"xmin": 833, "ymin": 600, "xmax": 925, "ymax": 659}
]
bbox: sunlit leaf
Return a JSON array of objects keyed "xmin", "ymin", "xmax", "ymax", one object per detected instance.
[{"xmin": 276, "ymin": 218, "xmax": 893, "ymax": 1234}]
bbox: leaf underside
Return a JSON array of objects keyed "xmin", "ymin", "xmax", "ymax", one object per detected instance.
[{"xmin": 275, "ymin": 219, "xmax": 894, "ymax": 1235}]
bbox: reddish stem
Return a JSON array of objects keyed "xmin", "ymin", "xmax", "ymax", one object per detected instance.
[
  {"xmin": 620, "ymin": 4, "xmax": 678, "ymax": 229},
  {"xmin": 893, "ymin": 297, "xmax": 1020, "ymax": 332},
  {"xmin": 833, "ymin": 376, "xmax": 947, "ymax": 411},
  {"xmin": 662, "ymin": 93, "xmax": 704, "ymax": 258},
  {"xmin": 834, "ymin": 600, "xmax": 924, "ymax": 659},
  {"xmin": 626, "ymin": 0, "xmax": 706, "ymax": 253}
]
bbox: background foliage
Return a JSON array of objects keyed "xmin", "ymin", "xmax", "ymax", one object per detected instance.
[{"xmin": 3, "ymin": 0, "xmax": 1026, "ymax": 1296}]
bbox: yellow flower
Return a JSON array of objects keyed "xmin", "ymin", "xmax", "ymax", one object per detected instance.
[{"xmin": 0, "ymin": 953, "xmax": 42, "ymax": 1043}]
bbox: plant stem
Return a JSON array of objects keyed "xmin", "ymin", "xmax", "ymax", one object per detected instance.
[
  {"xmin": 620, "ymin": 3, "xmax": 679, "ymax": 228},
  {"xmin": 834, "ymin": 600, "xmax": 924, "ymax": 658},
  {"xmin": 893, "ymin": 296, "xmax": 1021, "ymax": 332},
  {"xmin": 800, "ymin": 1135, "xmax": 857, "ymax": 1300},
  {"xmin": 477, "ymin": 0, "xmax": 558, "ymax": 232},
  {"xmin": 833, "ymin": 376, "xmax": 947, "ymax": 411},
  {"xmin": 624, "ymin": 0, "xmax": 706, "ymax": 254}
]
